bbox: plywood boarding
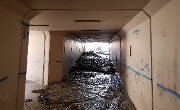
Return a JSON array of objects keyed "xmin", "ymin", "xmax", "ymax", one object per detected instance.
[
  {"xmin": 48, "ymin": 31, "xmax": 66, "ymax": 83},
  {"xmin": 26, "ymin": 31, "xmax": 45, "ymax": 83},
  {"xmin": 151, "ymin": 0, "xmax": 180, "ymax": 109},
  {"xmin": 0, "ymin": 5, "xmax": 23, "ymax": 110},
  {"xmin": 120, "ymin": 12, "xmax": 152, "ymax": 110}
]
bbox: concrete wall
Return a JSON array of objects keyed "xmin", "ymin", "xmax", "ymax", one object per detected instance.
[
  {"xmin": 26, "ymin": 31, "xmax": 50, "ymax": 85},
  {"xmin": 27, "ymin": 31, "xmax": 44, "ymax": 84},
  {"xmin": 48, "ymin": 32, "xmax": 84, "ymax": 83},
  {"xmin": 151, "ymin": 0, "xmax": 180, "ymax": 109},
  {"xmin": 110, "ymin": 36, "xmax": 121, "ymax": 74},
  {"xmin": 48, "ymin": 32, "xmax": 66, "ymax": 83},
  {"xmin": 0, "ymin": 2, "xmax": 33, "ymax": 110},
  {"xmin": 119, "ymin": 11, "xmax": 152, "ymax": 110},
  {"xmin": 112, "ymin": 0, "xmax": 180, "ymax": 110},
  {"xmin": 63, "ymin": 35, "xmax": 85, "ymax": 75},
  {"xmin": 44, "ymin": 31, "xmax": 50, "ymax": 85}
]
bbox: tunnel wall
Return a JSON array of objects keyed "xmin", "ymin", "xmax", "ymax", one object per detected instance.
[
  {"xmin": 110, "ymin": 37, "xmax": 121, "ymax": 74},
  {"xmin": 48, "ymin": 32, "xmax": 66, "ymax": 83},
  {"xmin": 27, "ymin": 31, "xmax": 45, "ymax": 83},
  {"xmin": 0, "ymin": 2, "xmax": 34, "ymax": 110},
  {"xmin": 151, "ymin": 0, "xmax": 180, "ymax": 109},
  {"xmin": 115, "ymin": 0, "xmax": 180, "ymax": 110},
  {"xmin": 63, "ymin": 35, "xmax": 85, "ymax": 76},
  {"xmin": 44, "ymin": 31, "xmax": 51, "ymax": 85},
  {"xmin": 119, "ymin": 11, "xmax": 152, "ymax": 110},
  {"xmin": 26, "ymin": 31, "xmax": 50, "ymax": 85}
]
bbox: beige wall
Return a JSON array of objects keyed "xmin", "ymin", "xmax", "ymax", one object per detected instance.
[
  {"xmin": 27, "ymin": 31, "xmax": 45, "ymax": 83},
  {"xmin": 151, "ymin": 0, "xmax": 180, "ymax": 109},
  {"xmin": 0, "ymin": 3, "xmax": 30, "ymax": 110},
  {"xmin": 49, "ymin": 32, "xmax": 84, "ymax": 83},
  {"xmin": 63, "ymin": 35, "xmax": 85, "ymax": 75},
  {"xmin": 114, "ymin": 0, "xmax": 180, "ymax": 110},
  {"xmin": 118, "ymin": 11, "xmax": 152, "ymax": 110},
  {"xmin": 48, "ymin": 31, "xmax": 66, "ymax": 83},
  {"xmin": 26, "ymin": 31, "xmax": 50, "ymax": 85},
  {"xmin": 44, "ymin": 31, "xmax": 50, "ymax": 85},
  {"xmin": 110, "ymin": 36, "xmax": 121, "ymax": 74}
]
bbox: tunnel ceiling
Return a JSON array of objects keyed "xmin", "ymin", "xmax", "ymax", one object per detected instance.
[{"xmin": 18, "ymin": 0, "xmax": 150, "ymax": 42}]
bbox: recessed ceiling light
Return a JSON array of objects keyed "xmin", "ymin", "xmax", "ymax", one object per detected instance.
[
  {"xmin": 81, "ymin": 30, "xmax": 101, "ymax": 31},
  {"xmin": 73, "ymin": 20, "xmax": 103, "ymax": 22}
]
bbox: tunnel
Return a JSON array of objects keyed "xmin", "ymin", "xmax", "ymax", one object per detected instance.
[{"xmin": 0, "ymin": 0, "xmax": 180, "ymax": 110}]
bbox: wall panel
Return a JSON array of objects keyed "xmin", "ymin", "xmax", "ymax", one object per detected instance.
[
  {"xmin": 120, "ymin": 11, "xmax": 152, "ymax": 110},
  {"xmin": 151, "ymin": 0, "xmax": 180, "ymax": 109},
  {"xmin": 26, "ymin": 31, "xmax": 45, "ymax": 83},
  {"xmin": 0, "ymin": 5, "xmax": 24, "ymax": 110}
]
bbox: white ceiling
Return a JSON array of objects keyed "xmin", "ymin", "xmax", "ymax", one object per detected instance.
[{"xmin": 18, "ymin": 0, "xmax": 150, "ymax": 42}]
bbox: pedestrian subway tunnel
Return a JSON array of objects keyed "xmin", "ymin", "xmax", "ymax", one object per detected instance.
[
  {"xmin": 1, "ymin": 0, "xmax": 180, "ymax": 110},
  {"xmin": 32, "ymin": 51, "xmax": 136, "ymax": 110}
]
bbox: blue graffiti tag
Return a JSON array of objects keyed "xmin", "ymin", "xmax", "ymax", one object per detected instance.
[
  {"xmin": 124, "ymin": 64, "xmax": 141, "ymax": 76},
  {"xmin": 142, "ymin": 75, "xmax": 153, "ymax": 81},
  {"xmin": 0, "ymin": 76, "xmax": 8, "ymax": 83},
  {"xmin": 157, "ymin": 83, "xmax": 180, "ymax": 99},
  {"xmin": 18, "ymin": 72, "xmax": 26, "ymax": 75},
  {"xmin": 144, "ymin": 63, "xmax": 149, "ymax": 72},
  {"xmin": 140, "ymin": 59, "xmax": 149, "ymax": 72},
  {"xmin": 20, "ymin": 21, "xmax": 29, "ymax": 39},
  {"xmin": 133, "ymin": 29, "xmax": 140, "ymax": 35}
]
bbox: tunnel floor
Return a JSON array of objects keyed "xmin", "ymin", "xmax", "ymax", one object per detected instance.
[{"xmin": 32, "ymin": 52, "xmax": 136, "ymax": 110}]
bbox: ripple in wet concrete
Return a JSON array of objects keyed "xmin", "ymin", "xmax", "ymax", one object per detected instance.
[{"xmin": 33, "ymin": 52, "xmax": 136, "ymax": 110}]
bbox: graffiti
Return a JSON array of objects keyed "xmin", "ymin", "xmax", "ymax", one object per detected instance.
[
  {"xmin": 141, "ymin": 59, "xmax": 149, "ymax": 72},
  {"xmin": 142, "ymin": 75, "xmax": 153, "ymax": 81},
  {"xmin": 0, "ymin": 76, "xmax": 8, "ymax": 83},
  {"xmin": 123, "ymin": 64, "xmax": 141, "ymax": 76},
  {"xmin": 20, "ymin": 21, "xmax": 29, "ymax": 39},
  {"xmin": 18, "ymin": 72, "xmax": 26, "ymax": 75},
  {"xmin": 157, "ymin": 83, "xmax": 180, "ymax": 99},
  {"xmin": 35, "ymin": 61, "xmax": 41, "ymax": 62},
  {"xmin": 56, "ymin": 61, "xmax": 63, "ymax": 62},
  {"xmin": 133, "ymin": 29, "xmax": 140, "ymax": 35}
]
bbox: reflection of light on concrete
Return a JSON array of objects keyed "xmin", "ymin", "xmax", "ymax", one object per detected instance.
[{"xmin": 85, "ymin": 42, "xmax": 109, "ymax": 52}]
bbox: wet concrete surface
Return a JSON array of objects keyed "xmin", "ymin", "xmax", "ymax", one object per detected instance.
[{"xmin": 33, "ymin": 52, "xmax": 136, "ymax": 110}]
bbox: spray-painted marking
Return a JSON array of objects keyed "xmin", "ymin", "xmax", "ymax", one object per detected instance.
[
  {"xmin": 18, "ymin": 72, "xmax": 26, "ymax": 75},
  {"xmin": 20, "ymin": 21, "xmax": 29, "ymax": 39},
  {"xmin": 35, "ymin": 61, "xmax": 41, "ymax": 62},
  {"xmin": 45, "ymin": 61, "xmax": 49, "ymax": 63},
  {"xmin": 133, "ymin": 29, "xmax": 140, "ymax": 35},
  {"xmin": 56, "ymin": 61, "xmax": 62, "ymax": 62},
  {"xmin": 141, "ymin": 68, "xmax": 144, "ymax": 71},
  {"xmin": 20, "ymin": 21, "xmax": 29, "ymax": 27},
  {"xmin": 142, "ymin": 75, "xmax": 153, "ymax": 81},
  {"xmin": 144, "ymin": 63, "xmax": 149, "ymax": 72},
  {"xmin": 157, "ymin": 83, "xmax": 180, "ymax": 99},
  {"xmin": 0, "ymin": 76, "xmax": 8, "ymax": 83},
  {"xmin": 124, "ymin": 64, "xmax": 141, "ymax": 76}
]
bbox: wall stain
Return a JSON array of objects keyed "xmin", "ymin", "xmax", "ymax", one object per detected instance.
[{"xmin": 161, "ymin": 30, "xmax": 167, "ymax": 37}]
